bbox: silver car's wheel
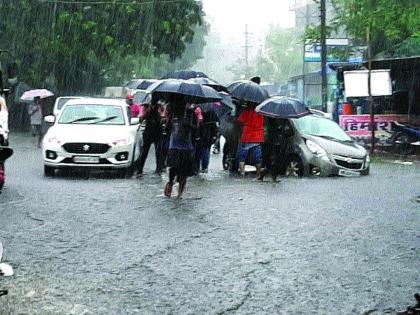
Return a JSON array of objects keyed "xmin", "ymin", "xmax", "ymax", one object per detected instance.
[{"xmin": 285, "ymin": 156, "xmax": 303, "ymax": 177}]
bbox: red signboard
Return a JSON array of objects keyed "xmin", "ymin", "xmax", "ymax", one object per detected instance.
[{"xmin": 339, "ymin": 114, "xmax": 410, "ymax": 146}]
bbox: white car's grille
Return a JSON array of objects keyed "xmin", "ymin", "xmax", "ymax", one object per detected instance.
[{"xmin": 63, "ymin": 143, "xmax": 110, "ymax": 154}]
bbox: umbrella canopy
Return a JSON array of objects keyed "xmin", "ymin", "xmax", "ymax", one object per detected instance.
[
  {"xmin": 255, "ymin": 96, "xmax": 310, "ymax": 118},
  {"xmin": 200, "ymin": 93, "xmax": 236, "ymax": 119},
  {"xmin": 160, "ymin": 70, "xmax": 208, "ymax": 80},
  {"xmin": 21, "ymin": 89, "xmax": 54, "ymax": 101},
  {"xmin": 147, "ymin": 79, "xmax": 222, "ymax": 104},
  {"xmin": 125, "ymin": 79, "xmax": 157, "ymax": 90},
  {"xmin": 187, "ymin": 77, "xmax": 229, "ymax": 93},
  {"xmin": 227, "ymin": 80, "xmax": 269, "ymax": 104}
]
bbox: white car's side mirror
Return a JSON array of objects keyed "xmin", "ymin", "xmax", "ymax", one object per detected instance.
[
  {"xmin": 44, "ymin": 115, "xmax": 55, "ymax": 124},
  {"xmin": 130, "ymin": 117, "xmax": 140, "ymax": 125}
]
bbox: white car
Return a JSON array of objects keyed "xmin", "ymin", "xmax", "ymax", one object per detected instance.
[
  {"xmin": 53, "ymin": 96, "xmax": 85, "ymax": 116},
  {"xmin": 43, "ymin": 98, "xmax": 141, "ymax": 177}
]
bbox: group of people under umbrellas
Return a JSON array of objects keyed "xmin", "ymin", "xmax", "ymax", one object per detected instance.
[{"xmin": 126, "ymin": 71, "xmax": 311, "ymax": 199}]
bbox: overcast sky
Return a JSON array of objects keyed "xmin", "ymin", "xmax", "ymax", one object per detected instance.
[
  {"xmin": 196, "ymin": 0, "xmax": 296, "ymax": 82},
  {"xmin": 202, "ymin": 0, "xmax": 295, "ymax": 39}
]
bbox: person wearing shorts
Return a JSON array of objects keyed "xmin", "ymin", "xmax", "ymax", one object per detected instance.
[{"xmin": 237, "ymin": 104, "xmax": 264, "ymax": 177}]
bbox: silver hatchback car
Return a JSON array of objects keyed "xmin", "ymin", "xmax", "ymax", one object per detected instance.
[{"xmin": 278, "ymin": 114, "xmax": 370, "ymax": 177}]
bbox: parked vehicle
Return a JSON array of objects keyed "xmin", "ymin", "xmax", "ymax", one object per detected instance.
[
  {"xmin": 53, "ymin": 96, "xmax": 85, "ymax": 116},
  {"xmin": 221, "ymin": 113, "xmax": 370, "ymax": 177},
  {"xmin": 0, "ymin": 241, "xmax": 14, "ymax": 297},
  {"xmin": 282, "ymin": 114, "xmax": 370, "ymax": 176},
  {"xmin": 42, "ymin": 98, "xmax": 142, "ymax": 177},
  {"xmin": 390, "ymin": 121, "xmax": 420, "ymax": 155}
]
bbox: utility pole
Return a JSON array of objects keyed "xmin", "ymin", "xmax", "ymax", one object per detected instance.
[
  {"xmin": 367, "ymin": 26, "xmax": 375, "ymax": 154},
  {"xmin": 243, "ymin": 24, "xmax": 252, "ymax": 78},
  {"xmin": 302, "ymin": 3, "xmax": 309, "ymax": 104},
  {"xmin": 320, "ymin": 0, "xmax": 328, "ymax": 112}
]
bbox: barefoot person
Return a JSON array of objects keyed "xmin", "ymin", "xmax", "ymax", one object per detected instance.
[{"xmin": 164, "ymin": 100, "xmax": 198, "ymax": 199}]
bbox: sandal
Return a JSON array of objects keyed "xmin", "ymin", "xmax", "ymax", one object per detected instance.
[{"xmin": 164, "ymin": 182, "xmax": 173, "ymax": 198}]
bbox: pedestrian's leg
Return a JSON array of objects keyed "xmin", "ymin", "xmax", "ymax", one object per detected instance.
[
  {"xmin": 254, "ymin": 145, "xmax": 263, "ymax": 179},
  {"xmin": 238, "ymin": 144, "xmax": 247, "ymax": 176},
  {"xmin": 154, "ymin": 137, "xmax": 162, "ymax": 174},
  {"xmin": 271, "ymin": 145, "xmax": 282, "ymax": 182},
  {"xmin": 37, "ymin": 125, "xmax": 42, "ymax": 148},
  {"xmin": 136, "ymin": 134, "xmax": 152, "ymax": 175},
  {"xmin": 193, "ymin": 140, "xmax": 201, "ymax": 175},
  {"xmin": 164, "ymin": 167, "xmax": 176, "ymax": 197},
  {"xmin": 177, "ymin": 175, "xmax": 187, "ymax": 199},
  {"xmin": 201, "ymin": 146, "xmax": 211, "ymax": 172}
]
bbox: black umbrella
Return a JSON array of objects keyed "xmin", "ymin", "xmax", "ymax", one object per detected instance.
[
  {"xmin": 147, "ymin": 79, "xmax": 222, "ymax": 104},
  {"xmin": 187, "ymin": 77, "xmax": 229, "ymax": 93},
  {"xmin": 227, "ymin": 80, "xmax": 269, "ymax": 104},
  {"xmin": 0, "ymin": 147, "xmax": 13, "ymax": 161},
  {"xmin": 200, "ymin": 93, "xmax": 236, "ymax": 118},
  {"xmin": 125, "ymin": 79, "xmax": 157, "ymax": 90},
  {"xmin": 255, "ymin": 96, "xmax": 310, "ymax": 118},
  {"xmin": 225, "ymin": 79, "xmax": 249, "ymax": 91},
  {"xmin": 132, "ymin": 90, "xmax": 151, "ymax": 104},
  {"xmin": 160, "ymin": 70, "xmax": 208, "ymax": 80}
]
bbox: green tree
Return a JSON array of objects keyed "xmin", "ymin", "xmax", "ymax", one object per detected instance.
[
  {"xmin": 331, "ymin": 0, "xmax": 420, "ymax": 56},
  {"xmin": 0, "ymin": 0, "xmax": 205, "ymax": 94}
]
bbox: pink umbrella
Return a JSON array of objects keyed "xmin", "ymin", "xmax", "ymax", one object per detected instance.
[{"xmin": 21, "ymin": 89, "xmax": 54, "ymax": 101}]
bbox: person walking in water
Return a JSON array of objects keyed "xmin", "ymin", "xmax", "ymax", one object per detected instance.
[
  {"xmin": 164, "ymin": 99, "xmax": 198, "ymax": 199},
  {"xmin": 237, "ymin": 103, "xmax": 264, "ymax": 178},
  {"xmin": 28, "ymin": 96, "xmax": 43, "ymax": 148},
  {"xmin": 132, "ymin": 95, "xmax": 164, "ymax": 177}
]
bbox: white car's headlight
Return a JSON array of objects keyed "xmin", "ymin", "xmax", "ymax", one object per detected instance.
[
  {"xmin": 112, "ymin": 138, "xmax": 130, "ymax": 146},
  {"xmin": 46, "ymin": 136, "xmax": 61, "ymax": 145},
  {"xmin": 366, "ymin": 154, "xmax": 370, "ymax": 164},
  {"xmin": 306, "ymin": 139, "xmax": 329, "ymax": 161}
]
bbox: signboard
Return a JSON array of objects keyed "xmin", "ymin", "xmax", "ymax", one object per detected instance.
[
  {"xmin": 304, "ymin": 39, "xmax": 349, "ymax": 62},
  {"xmin": 339, "ymin": 114, "xmax": 408, "ymax": 146},
  {"xmin": 343, "ymin": 70, "xmax": 392, "ymax": 97}
]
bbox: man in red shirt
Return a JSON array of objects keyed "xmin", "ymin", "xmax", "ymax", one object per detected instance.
[{"xmin": 237, "ymin": 104, "xmax": 264, "ymax": 177}]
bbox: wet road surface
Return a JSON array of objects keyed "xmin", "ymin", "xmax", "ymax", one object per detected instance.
[{"xmin": 1, "ymin": 133, "xmax": 420, "ymax": 314}]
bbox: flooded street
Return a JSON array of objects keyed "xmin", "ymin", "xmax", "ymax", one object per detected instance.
[{"xmin": 0, "ymin": 133, "xmax": 418, "ymax": 314}]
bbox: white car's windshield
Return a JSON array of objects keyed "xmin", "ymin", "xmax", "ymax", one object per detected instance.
[
  {"xmin": 294, "ymin": 115, "xmax": 352, "ymax": 142},
  {"xmin": 58, "ymin": 104, "xmax": 125, "ymax": 125}
]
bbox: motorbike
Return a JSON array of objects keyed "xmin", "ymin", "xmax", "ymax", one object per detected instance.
[
  {"xmin": 390, "ymin": 121, "xmax": 420, "ymax": 155},
  {"xmin": 0, "ymin": 241, "xmax": 14, "ymax": 297}
]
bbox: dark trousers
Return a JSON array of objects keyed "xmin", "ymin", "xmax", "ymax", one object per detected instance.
[
  {"xmin": 261, "ymin": 144, "xmax": 284, "ymax": 180},
  {"xmin": 194, "ymin": 140, "xmax": 211, "ymax": 173},
  {"xmin": 135, "ymin": 133, "xmax": 162, "ymax": 173}
]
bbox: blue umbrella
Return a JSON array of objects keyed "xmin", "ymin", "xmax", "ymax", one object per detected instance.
[
  {"xmin": 147, "ymin": 79, "xmax": 222, "ymax": 104},
  {"xmin": 160, "ymin": 70, "xmax": 209, "ymax": 80},
  {"xmin": 227, "ymin": 80, "xmax": 269, "ymax": 104},
  {"xmin": 255, "ymin": 96, "xmax": 310, "ymax": 118}
]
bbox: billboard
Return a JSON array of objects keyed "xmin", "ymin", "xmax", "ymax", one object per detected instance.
[
  {"xmin": 343, "ymin": 70, "xmax": 392, "ymax": 97},
  {"xmin": 304, "ymin": 39, "xmax": 349, "ymax": 62}
]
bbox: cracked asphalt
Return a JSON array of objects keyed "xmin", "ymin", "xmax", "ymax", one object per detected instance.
[{"xmin": 1, "ymin": 133, "xmax": 420, "ymax": 314}]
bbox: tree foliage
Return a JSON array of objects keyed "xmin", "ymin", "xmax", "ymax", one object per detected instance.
[
  {"xmin": 0, "ymin": 0, "xmax": 205, "ymax": 94},
  {"xmin": 331, "ymin": 0, "xmax": 420, "ymax": 56}
]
